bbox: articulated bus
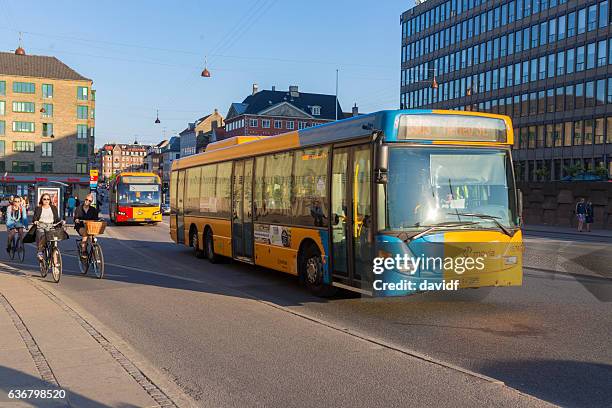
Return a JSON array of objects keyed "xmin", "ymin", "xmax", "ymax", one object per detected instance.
[
  {"xmin": 109, "ymin": 172, "xmax": 163, "ymax": 225},
  {"xmin": 170, "ymin": 110, "xmax": 523, "ymax": 296}
]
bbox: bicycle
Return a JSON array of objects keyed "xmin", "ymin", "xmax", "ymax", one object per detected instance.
[
  {"xmin": 38, "ymin": 221, "xmax": 68, "ymax": 283},
  {"xmin": 77, "ymin": 220, "xmax": 106, "ymax": 279},
  {"xmin": 7, "ymin": 227, "xmax": 25, "ymax": 262}
]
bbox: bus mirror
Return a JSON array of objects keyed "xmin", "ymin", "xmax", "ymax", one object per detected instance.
[{"xmin": 375, "ymin": 144, "xmax": 388, "ymax": 184}]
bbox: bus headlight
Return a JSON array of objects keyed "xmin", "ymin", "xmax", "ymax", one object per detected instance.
[{"xmin": 153, "ymin": 210, "xmax": 161, "ymax": 215}]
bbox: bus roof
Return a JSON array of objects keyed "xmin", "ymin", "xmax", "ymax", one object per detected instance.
[{"xmin": 173, "ymin": 110, "xmax": 513, "ymax": 171}]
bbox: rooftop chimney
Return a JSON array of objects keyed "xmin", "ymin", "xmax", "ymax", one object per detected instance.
[
  {"xmin": 289, "ymin": 85, "xmax": 299, "ymax": 98},
  {"xmin": 272, "ymin": 85, "xmax": 276, "ymax": 91},
  {"xmin": 252, "ymin": 83, "xmax": 259, "ymax": 95},
  {"xmin": 352, "ymin": 103, "xmax": 359, "ymax": 117}
]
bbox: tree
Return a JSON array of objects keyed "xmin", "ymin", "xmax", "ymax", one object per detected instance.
[
  {"xmin": 535, "ymin": 167, "xmax": 550, "ymax": 181},
  {"xmin": 594, "ymin": 165, "xmax": 609, "ymax": 179},
  {"xmin": 563, "ymin": 163, "xmax": 584, "ymax": 177}
]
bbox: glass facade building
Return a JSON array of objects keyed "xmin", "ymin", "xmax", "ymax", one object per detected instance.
[{"xmin": 401, "ymin": 0, "xmax": 612, "ymax": 180}]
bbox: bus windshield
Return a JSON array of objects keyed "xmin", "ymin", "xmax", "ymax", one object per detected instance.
[
  {"xmin": 382, "ymin": 147, "xmax": 518, "ymax": 231},
  {"xmin": 117, "ymin": 183, "xmax": 161, "ymax": 207}
]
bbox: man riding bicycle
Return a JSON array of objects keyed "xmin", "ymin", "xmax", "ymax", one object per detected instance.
[
  {"xmin": 74, "ymin": 193, "xmax": 99, "ymax": 258},
  {"xmin": 6, "ymin": 196, "xmax": 28, "ymax": 252}
]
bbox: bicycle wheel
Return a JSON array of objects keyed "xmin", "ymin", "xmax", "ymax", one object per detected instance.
[
  {"xmin": 91, "ymin": 244, "xmax": 104, "ymax": 279},
  {"xmin": 77, "ymin": 243, "xmax": 89, "ymax": 275},
  {"xmin": 51, "ymin": 246, "xmax": 62, "ymax": 283},
  {"xmin": 17, "ymin": 242, "xmax": 25, "ymax": 262}
]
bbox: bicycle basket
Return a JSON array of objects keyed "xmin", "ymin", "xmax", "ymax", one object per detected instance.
[
  {"xmin": 84, "ymin": 220, "xmax": 106, "ymax": 235},
  {"xmin": 45, "ymin": 228, "xmax": 68, "ymax": 242}
]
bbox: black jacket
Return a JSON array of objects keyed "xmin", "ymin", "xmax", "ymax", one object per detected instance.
[
  {"xmin": 32, "ymin": 205, "xmax": 61, "ymax": 224},
  {"xmin": 74, "ymin": 205, "xmax": 99, "ymax": 229}
]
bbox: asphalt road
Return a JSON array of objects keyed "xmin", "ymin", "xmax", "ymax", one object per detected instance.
[{"xmin": 4, "ymin": 216, "xmax": 611, "ymax": 407}]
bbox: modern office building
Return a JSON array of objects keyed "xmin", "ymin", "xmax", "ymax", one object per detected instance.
[
  {"xmin": 0, "ymin": 47, "xmax": 95, "ymax": 196},
  {"xmin": 401, "ymin": 0, "xmax": 612, "ymax": 180}
]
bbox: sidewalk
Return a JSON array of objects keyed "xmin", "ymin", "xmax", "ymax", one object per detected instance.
[
  {"xmin": 523, "ymin": 224, "xmax": 612, "ymax": 239},
  {"xmin": 0, "ymin": 267, "xmax": 165, "ymax": 408}
]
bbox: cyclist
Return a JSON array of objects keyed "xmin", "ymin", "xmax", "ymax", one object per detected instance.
[
  {"xmin": 74, "ymin": 193, "xmax": 99, "ymax": 258},
  {"xmin": 33, "ymin": 193, "xmax": 62, "ymax": 261},
  {"xmin": 6, "ymin": 196, "xmax": 28, "ymax": 253}
]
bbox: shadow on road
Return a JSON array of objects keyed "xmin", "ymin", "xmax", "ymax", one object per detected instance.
[
  {"xmin": 479, "ymin": 359, "xmax": 612, "ymax": 408},
  {"xmin": 0, "ymin": 365, "xmax": 141, "ymax": 408}
]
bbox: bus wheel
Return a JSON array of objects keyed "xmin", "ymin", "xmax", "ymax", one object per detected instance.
[
  {"xmin": 204, "ymin": 228, "xmax": 218, "ymax": 264},
  {"xmin": 191, "ymin": 228, "xmax": 204, "ymax": 258},
  {"xmin": 300, "ymin": 244, "xmax": 336, "ymax": 297}
]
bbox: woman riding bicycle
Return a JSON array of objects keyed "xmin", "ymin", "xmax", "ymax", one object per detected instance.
[
  {"xmin": 33, "ymin": 193, "xmax": 62, "ymax": 261},
  {"xmin": 74, "ymin": 193, "xmax": 99, "ymax": 258},
  {"xmin": 6, "ymin": 196, "xmax": 28, "ymax": 253}
]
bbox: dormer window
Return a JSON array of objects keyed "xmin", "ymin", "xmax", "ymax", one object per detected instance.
[{"xmin": 311, "ymin": 106, "xmax": 321, "ymax": 116}]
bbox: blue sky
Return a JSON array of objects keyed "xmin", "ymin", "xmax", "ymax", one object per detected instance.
[{"xmin": 0, "ymin": 0, "xmax": 415, "ymax": 146}]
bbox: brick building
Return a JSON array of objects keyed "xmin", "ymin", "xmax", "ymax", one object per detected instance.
[
  {"xmin": 224, "ymin": 85, "xmax": 344, "ymax": 138},
  {"xmin": 0, "ymin": 47, "xmax": 95, "ymax": 197},
  {"xmin": 98, "ymin": 143, "xmax": 149, "ymax": 181}
]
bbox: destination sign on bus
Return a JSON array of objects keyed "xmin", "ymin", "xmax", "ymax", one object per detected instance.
[
  {"xmin": 398, "ymin": 115, "xmax": 507, "ymax": 143},
  {"xmin": 121, "ymin": 176, "xmax": 159, "ymax": 184}
]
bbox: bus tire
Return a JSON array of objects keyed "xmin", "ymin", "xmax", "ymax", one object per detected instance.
[
  {"xmin": 191, "ymin": 226, "xmax": 204, "ymax": 258},
  {"xmin": 299, "ymin": 244, "xmax": 336, "ymax": 297},
  {"xmin": 204, "ymin": 228, "xmax": 219, "ymax": 264}
]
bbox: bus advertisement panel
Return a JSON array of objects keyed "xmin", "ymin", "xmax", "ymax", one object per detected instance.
[{"xmin": 169, "ymin": 110, "xmax": 523, "ymax": 297}]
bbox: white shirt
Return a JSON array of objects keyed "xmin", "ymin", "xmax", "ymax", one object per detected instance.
[{"xmin": 40, "ymin": 207, "xmax": 54, "ymax": 224}]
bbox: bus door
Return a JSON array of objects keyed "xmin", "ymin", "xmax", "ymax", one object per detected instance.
[
  {"xmin": 331, "ymin": 145, "xmax": 373, "ymax": 287},
  {"xmin": 176, "ymin": 170, "xmax": 186, "ymax": 244},
  {"xmin": 232, "ymin": 159, "xmax": 254, "ymax": 261}
]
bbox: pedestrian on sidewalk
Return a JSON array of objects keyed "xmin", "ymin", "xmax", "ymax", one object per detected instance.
[
  {"xmin": 585, "ymin": 199, "xmax": 594, "ymax": 232},
  {"xmin": 575, "ymin": 198, "xmax": 587, "ymax": 232},
  {"xmin": 66, "ymin": 195, "xmax": 76, "ymax": 219},
  {"xmin": 32, "ymin": 193, "xmax": 62, "ymax": 261}
]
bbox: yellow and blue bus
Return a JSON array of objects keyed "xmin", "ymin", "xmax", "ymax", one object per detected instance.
[
  {"xmin": 170, "ymin": 110, "xmax": 523, "ymax": 296},
  {"xmin": 109, "ymin": 172, "xmax": 163, "ymax": 225}
]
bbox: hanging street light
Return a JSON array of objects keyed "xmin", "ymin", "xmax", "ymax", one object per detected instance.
[
  {"xmin": 155, "ymin": 109, "xmax": 161, "ymax": 124},
  {"xmin": 201, "ymin": 56, "xmax": 211, "ymax": 77}
]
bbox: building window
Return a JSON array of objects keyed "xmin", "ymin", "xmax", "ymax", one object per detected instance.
[
  {"xmin": 42, "ymin": 84, "xmax": 53, "ymax": 98},
  {"xmin": 13, "ymin": 82, "xmax": 35, "ymax": 94},
  {"xmin": 76, "ymin": 163, "xmax": 87, "ymax": 174},
  {"xmin": 12, "ymin": 121, "xmax": 34, "ymax": 133},
  {"xmin": 587, "ymin": 4, "xmax": 597, "ymax": 31},
  {"xmin": 574, "ymin": 121, "xmax": 583, "ymax": 145},
  {"xmin": 12, "ymin": 161, "xmax": 34, "ymax": 173},
  {"xmin": 595, "ymin": 118, "xmax": 604, "ymax": 144},
  {"xmin": 41, "ymin": 162, "xmax": 53, "ymax": 173},
  {"xmin": 0, "ymin": 120, "xmax": 4, "ymax": 135},
  {"xmin": 77, "ymin": 106, "xmax": 88, "ymax": 120},
  {"xmin": 12, "ymin": 101, "xmax": 34, "ymax": 113},
  {"xmin": 566, "ymin": 48, "xmax": 575, "ymax": 74},
  {"xmin": 608, "ymin": 78, "xmax": 612, "ymax": 104},
  {"xmin": 584, "ymin": 119, "xmax": 594, "ymax": 144},
  {"xmin": 77, "ymin": 124, "xmax": 88, "ymax": 139},
  {"xmin": 577, "ymin": 8, "xmax": 586, "ymax": 34},
  {"xmin": 567, "ymin": 11, "xmax": 576, "ymax": 37},
  {"xmin": 286, "ymin": 121, "xmax": 295, "ymax": 130},
  {"xmin": 42, "ymin": 123, "xmax": 53, "ymax": 137},
  {"xmin": 41, "ymin": 142, "xmax": 52, "ymax": 157},
  {"xmin": 274, "ymin": 120, "xmax": 282, "ymax": 129},
  {"xmin": 0, "ymin": 140, "xmax": 4, "ymax": 156},
  {"xmin": 249, "ymin": 119, "xmax": 258, "ymax": 127},
  {"xmin": 557, "ymin": 51, "xmax": 565, "ymax": 75},
  {"xmin": 42, "ymin": 103, "xmax": 53, "ymax": 117},
  {"xmin": 575, "ymin": 83, "xmax": 585, "ymax": 109},
  {"xmin": 311, "ymin": 106, "xmax": 321, "ymax": 116},
  {"xmin": 587, "ymin": 43, "xmax": 596, "ymax": 69},
  {"xmin": 576, "ymin": 46, "xmax": 585, "ymax": 71},
  {"xmin": 0, "ymin": 101, "xmax": 4, "ymax": 116},
  {"xmin": 0, "ymin": 81, "xmax": 4, "ymax": 96},
  {"xmin": 12, "ymin": 141, "xmax": 35, "ymax": 152},
  {"xmin": 298, "ymin": 121, "xmax": 307, "ymax": 130},
  {"xmin": 77, "ymin": 86, "xmax": 89, "ymax": 100},
  {"xmin": 77, "ymin": 143, "xmax": 89, "ymax": 157},
  {"xmin": 599, "ymin": 1, "xmax": 609, "ymax": 28},
  {"xmin": 262, "ymin": 119, "xmax": 270, "ymax": 128}
]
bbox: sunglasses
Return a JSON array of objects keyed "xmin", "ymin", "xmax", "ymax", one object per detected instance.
[
  {"xmin": 43, "ymin": 198, "xmax": 50, "ymax": 201},
  {"xmin": 85, "ymin": 199, "xmax": 92, "ymax": 202}
]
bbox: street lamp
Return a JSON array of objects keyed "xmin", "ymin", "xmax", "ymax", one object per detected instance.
[
  {"xmin": 201, "ymin": 56, "xmax": 211, "ymax": 78},
  {"xmin": 155, "ymin": 109, "xmax": 161, "ymax": 124}
]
